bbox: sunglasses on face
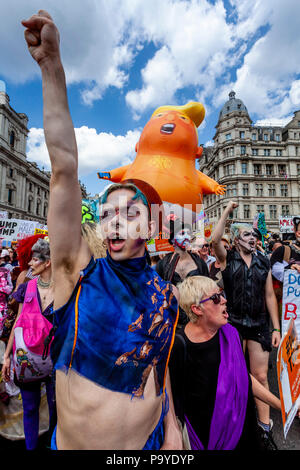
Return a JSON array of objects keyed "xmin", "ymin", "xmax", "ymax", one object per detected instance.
[
  {"xmin": 199, "ymin": 291, "xmax": 226, "ymax": 305},
  {"xmin": 198, "ymin": 244, "xmax": 209, "ymax": 249}
]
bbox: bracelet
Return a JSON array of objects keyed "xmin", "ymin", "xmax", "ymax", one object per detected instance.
[{"xmin": 272, "ymin": 328, "xmax": 280, "ymax": 333}]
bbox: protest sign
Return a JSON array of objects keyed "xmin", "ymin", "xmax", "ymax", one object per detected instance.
[
  {"xmin": 34, "ymin": 228, "xmax": 48, "ymax": 235},
  {"xmin": 277, "ymin": 319, "xmax": 300, "ymax": 439},
  {"xmin": 279, "ymin": 216, "xmax": 300, "ymax": 234},
  {"xmin": 204, "ymin": 214, "xmax": 213, "ymax": 242},
  {"xmin": 282, "ymin": 269, "xmax": 300, "ymax": 336},
  {"xmin": 146, "ymin": 238, "xmax": 174, "ymax": 255},
  {"xmin": 0, "ymin": 211, "xmax": 8, "ymax": 220},
  {"xmin": 0, "ymin": 219, "xmax": 44, "ymax": 241}
]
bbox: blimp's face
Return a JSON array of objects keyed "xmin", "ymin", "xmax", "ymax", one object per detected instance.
[{"xmin": 137, "ymin": 110, "xmax": 199, "ymax": 157}]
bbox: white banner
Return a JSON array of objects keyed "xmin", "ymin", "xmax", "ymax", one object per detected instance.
[
  {"xmin": 0, "ymin": 219, "xmax": 47, "ymax": 241},
  {"xmin": 279, "ymin": 216, "xmax": 300, "ymax": 233},
  {"xmin": 282, "ymin": 269, "xmax": 300, "ymax": 336}
]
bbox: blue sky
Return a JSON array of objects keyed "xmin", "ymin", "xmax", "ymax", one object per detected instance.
[{"xmin": 1, "ymin": 0, "xmax": 300, "ymax": 196}]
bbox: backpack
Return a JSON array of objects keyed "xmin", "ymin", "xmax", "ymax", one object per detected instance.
[{"xmin": 12, "ymin": 278, "xmax": 54, "ymax": 382}]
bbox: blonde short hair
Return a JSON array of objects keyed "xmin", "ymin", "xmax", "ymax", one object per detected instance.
[{"xmin": 177, "ymin": 276, "xmax": 218, "ymax": 323}]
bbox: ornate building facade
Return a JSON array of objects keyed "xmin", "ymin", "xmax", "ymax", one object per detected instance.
[
  {"xmin": 0, "ymin": 82, "xmax": 50, "ymax": 224},
  {"xmin": 199, "ymin": 91, "xmax": 300, "ymax": 233}
]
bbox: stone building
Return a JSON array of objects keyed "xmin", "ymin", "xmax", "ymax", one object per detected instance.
[
  {"xmin": 0, "ymin": 81, "xmax": 50, "ymax": 224},
  {"xmin": 199, "ymin": 91, "xmax": 300, "ymax": 234}
]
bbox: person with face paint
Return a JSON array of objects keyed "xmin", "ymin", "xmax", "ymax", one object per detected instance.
[
  {"xmin": 211, "ymin": 201, "xmax": 281, "ymax": 450},
  {"xmin": 21, "ymin": 11, "xmax": 182, "ymax": 450},
  {"xmin": 1, "ymin": 238, "xmax": 56, "ymax": 450},
  {"xmin": 156, "ymin": 220, "xmax": 209, "ymax": 327}
]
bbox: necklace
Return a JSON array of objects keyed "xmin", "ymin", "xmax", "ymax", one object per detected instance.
[{"xmin": 37, "ymin": 277, "xmax": 52, "ymax": 289}]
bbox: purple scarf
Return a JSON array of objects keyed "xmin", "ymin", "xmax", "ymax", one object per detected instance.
[{"xmin": 185, "ymin": 323, "xmax": 249, "ymax": 450}]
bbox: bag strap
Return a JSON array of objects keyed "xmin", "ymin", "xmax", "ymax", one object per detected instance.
[
  {"xmin": 167, "ymin": 253, "xmax": 180, "ymax": 282},
  {"xmin": 24, "ymin": 278, "xmax": 38, "ymax": 299},
  {"xmin": 283, "ymin": 245, "xmax": 291, "ymax": 263}
]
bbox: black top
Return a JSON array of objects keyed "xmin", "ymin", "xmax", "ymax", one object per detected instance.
[
  {"xmin": 222, "ymin": 249, "xmax": 270, "ymax": 328},
  {"xmin": 156, "ymin": 252, "xmax": 209, "ymax": 283},
  {"xmin": 169, "ymin": 329, "xmax": 260, "ymax": 450},
  {"xmin": 156, "ymin": 252, "xmax": 209, "ymax": 327},
  {"xmin": 270, "ymin": 243, "xmax": 300, "ymax": 267}
]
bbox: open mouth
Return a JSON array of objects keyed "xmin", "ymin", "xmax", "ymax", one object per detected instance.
[
  {"xmin": 160, "ymin": 123, "xmax": 176, "ymax": 135},
  {"xmin": 109, "ymin": 237, "xmax": 126, "ymax": 252},
  {"xmin": 222, "ymin": 309, "xmax": 229, "ymax": 319}
]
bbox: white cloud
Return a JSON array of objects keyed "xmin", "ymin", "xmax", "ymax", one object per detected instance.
[
  {"xmin": 1, "ymin": 0, "xmax": 300, "ymax": 124},
  {"xmin": 27, "ymin": 126, "xmax": 141, "ymax": 176},
  {"xmin": 254, "ymin": 117, "xmax": 293, "ymax": 127}
]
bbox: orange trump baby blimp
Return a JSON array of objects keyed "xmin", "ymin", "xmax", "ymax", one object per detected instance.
[{"xmin": 98, "ymin": 101, "xmax": 225, "ymax": 211}]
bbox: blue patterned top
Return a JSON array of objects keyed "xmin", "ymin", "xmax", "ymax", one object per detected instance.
[{"xmin": 51, "ymin": 253, "xmax": 178, "ymax": 398}]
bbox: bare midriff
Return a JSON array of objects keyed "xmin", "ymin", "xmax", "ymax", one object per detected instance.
[{"xmin": 55, "ymin": 368, "xmax": 163, "ymax": 450}]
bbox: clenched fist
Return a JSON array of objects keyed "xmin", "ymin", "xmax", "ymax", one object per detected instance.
[{"xmin": 21, "ymin": 10, "xmax": 60, "ymax": 66}]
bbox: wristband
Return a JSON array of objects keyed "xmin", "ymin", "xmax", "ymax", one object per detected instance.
[{"xmin": 272, "ymin": 328, "xmax": 280, "ymax": 333}]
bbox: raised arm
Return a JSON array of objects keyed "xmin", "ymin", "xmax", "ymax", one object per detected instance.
[
  {"xmin": 22, "ymin": 11, "xmax": 90, "ymax": 307},
  {"xmin": 211, "ymin": 200, "xmax": 238, "ymax": 267}
]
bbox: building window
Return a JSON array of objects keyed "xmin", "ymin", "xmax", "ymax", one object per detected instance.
[
  {"xmin": 240, "ymin": 131, "xmax": 245, "ymax": 139},
  {"xmin": 266, "ymin": 164, "xmax": 274, "ymax": 176},
  {"xmin": 276, "ymin": 149, "xmax": 282, "ymax": 157},
  {"xmin": 269, "ymin": 205, "xmax": 277, "ymax": 219},
  {"xmin": 254, "ymin": 164, "xmax": 262, "ymax": 175},
  {"xmin": 9, "ymin": 168, "xmax": 14, "ymax": 178},
  {"xmin": 8, "ymin": 189, "xmax": 14, "ymax": 204},
  {"xmin": 240, "ymin": 145, "xmax": 246, "ymax": 155},
  {"xmin": 268, "ymin": 184, "xmax": 276, "ymax": 197},
  {"xmin": 37, "ymin": 187, "xmax": 41, "ymax": 196},
  {"xmin": 28, "ymin": 198, "xmax": 33, "ymax": 213},
  {"xmin": 275, "ymin": 134, "xmax": 280, "ymax": 141},
  {"xmin": 243, "ymin": 183, "xmax": 249, "ymax": 196},
  {"xmin": 280, "ymin": 183, "xmax": 288, "ymax": 197},
  {"xmin": 252, "ymin": 133, "xmax": 257, "ymax": 141},
  {"xmin": 264, "ymin": 134, "xmax": 268, "ymax": 141},
  {"xmin": 297, "ymin": 164, "xmax": 300, "ymax": 176},
  {"xmin": 278, "ymin": 165, "xmax": 287, "ymax": 177},
  {"xmin": 224, "ymin": 163, "xmax": 235, "ymax": 175},
  {"xmin": 36, "ymin": 200, "xmax": 41, "ymax": 216},
  {"xmin": 225, "ymin": 133, "xmax": 231, "ymax": 141},
  {"xmin": 252, "ymin": 148, "xmax": 258, "ymax": 156},
  {"xmin": 241, "ymin": 162, "xmax": 248, "ymax": 174},
  {"xmin": 256, "ymin": 205, "xmax": 264, "ymax": 214},
  {"xmin": 225, "ymin": 147, "xmax": 234, "ymax": 157},
  {"xmin": 9, "ymin": 131, "xmax": 15, "ymax": 147},
  {"xmin": 244, "ymin": 205, "xmax": 250, "ymax": 219},
  {"xmin": 282, "ymin": 205, "xmax": 290, "ymax": 216},
  {"xmin": 255, "ymin": 183, "xmax": 263, "ymax": 196},
  {"xmin": 29, "ymin": 182, "xmax": 33, "ymax": 192},
  {"xmin": 43, "ymin": 204, "xmax": 48, "ymax": 218},
  {"xmin": 264, "ymin": 149, "xmax": 270, "ymax": 156}
]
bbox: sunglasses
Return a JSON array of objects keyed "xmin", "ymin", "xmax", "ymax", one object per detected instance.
[
  {"xmin": 198, "ymin": 244, "xmax": 209, "ymax": 249},
  {"xmin": 199, "ymin": 291, "xmax": 226, "ymax": 305}
]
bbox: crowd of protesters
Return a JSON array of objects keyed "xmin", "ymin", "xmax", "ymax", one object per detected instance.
[
  {"xmin": 1, "ymin": 9, "xmax": 300, "ymax": 452},
  {"xmin": 0, "ymin": 208, "xmax": 299, "ymax": 450}
]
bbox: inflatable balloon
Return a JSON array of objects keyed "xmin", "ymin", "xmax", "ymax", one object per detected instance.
[{"xmin": 98, "ymin": 101, "xmax": 225, "ymax": 214}]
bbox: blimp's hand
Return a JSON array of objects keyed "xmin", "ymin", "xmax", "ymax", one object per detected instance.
[{"xmin": 214, "ymin": 184, "xmax": 226, "ymax": 195}]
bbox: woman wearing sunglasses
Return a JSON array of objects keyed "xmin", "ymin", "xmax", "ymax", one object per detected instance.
[{"xmin": 169, "ymin": 276, "xmax": 282, "ymax": 451}]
